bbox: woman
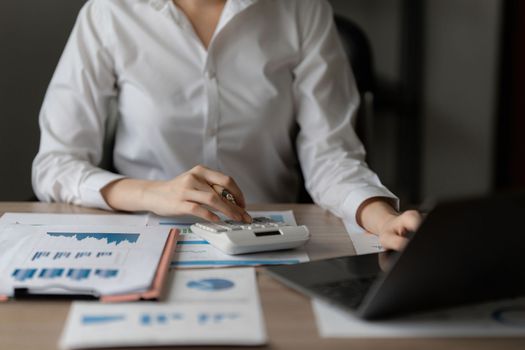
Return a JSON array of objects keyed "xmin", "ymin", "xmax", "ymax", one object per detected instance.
[{"xmin": 32, "ymin": 0, "xmax": 421, "ymax": 250}]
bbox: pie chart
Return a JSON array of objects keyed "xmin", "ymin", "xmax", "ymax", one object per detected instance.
[{"xmin": 187, "ymin": 278, "xmax": 235, "ymax": 291}]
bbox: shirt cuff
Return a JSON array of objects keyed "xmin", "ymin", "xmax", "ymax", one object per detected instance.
[
  {"xmin": 341, "ymin": 186, "xmax": 400, "ymax": 234},
  {"xmin": 79, "ymin": 170, "xmax": 126, "ymax": 211}
]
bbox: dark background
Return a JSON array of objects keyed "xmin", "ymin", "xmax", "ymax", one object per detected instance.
[{"xmin": 0, "ymin": 0, "xmax": 523, "ymax": 207}]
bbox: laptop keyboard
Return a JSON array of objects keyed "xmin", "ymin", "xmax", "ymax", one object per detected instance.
[{"xmin": 311, "ymin": 276, "xmax": 377, "ymax": 309}]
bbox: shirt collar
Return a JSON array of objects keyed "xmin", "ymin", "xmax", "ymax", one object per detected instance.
[
  {"xmin": 148, "ymin": 0, "xmax": 170, "ymax": 12},
  {"xmin": 227, "ymin": 0, "xmax": 258, "ymax": 13},
  {"xmin": 149, "ymin": 0, "xmax": 259, "ymax": 35},
  {"xmin": 218, "ymin": 0, "xmax": 258, "ymax": 31},
  {"xmin": 148, "ymin": 0, "xmax": 259, "ymax": 18}
]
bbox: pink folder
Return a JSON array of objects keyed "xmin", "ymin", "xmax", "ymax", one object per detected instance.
[{"xmin": 101, "ymin": 228, "xmax": 179, "ymax": 302}]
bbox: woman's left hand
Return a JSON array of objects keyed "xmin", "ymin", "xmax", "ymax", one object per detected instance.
[
  {"xmin": 357, "ymin": 198, "xmax": 423, "ymax": 251},
  {"xmin": 376, "ymin": 210, "xmax": 423, "ymax": 251}
]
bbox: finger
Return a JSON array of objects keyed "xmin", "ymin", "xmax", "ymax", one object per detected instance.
[
  {"xmin": 379, "ymin": 231, "xmax": 409, "ymax": 252},
  {"xmin": 377, "ymin": 251, "xmax": 395, "ymax": 271},
  {"xmin": 180, "ymin": 201, "xmax": 221, "ymax": 222},
  {"xmin": 211, "ymin": 183, "xmax": 251, "ymax": 213},
  {"xmin": 191, "ymin": 181, "xmax": 250, "ymax": 219},
  {"xmin": 210, "ymin": 184, "xmax": 252, "ymax": 222},
  {"xmin": 396, "ymin": 210, "xmax": 423, "ymax": 234},
  {"xmin": 184, "ymin": 189, "xmax": 246, "ymax": 222},
  {"xmin": 210, "ymin": 184, "xmax": 237, "ymax": 205},
  {"xmin": 189, "ymin": 180, "xmax": 251, "ymax": 223},
  {"xmin": 191, "ymin": 165, "xmax": 246, "ymax": 208}
]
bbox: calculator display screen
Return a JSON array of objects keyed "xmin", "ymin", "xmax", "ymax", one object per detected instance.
[{"xmin": 254, "ymin": 231, "xmax": 281, "ymax": 237}]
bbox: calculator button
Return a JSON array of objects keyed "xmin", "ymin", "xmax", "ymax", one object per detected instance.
[
  {"xmin": 198, "ymin": 223, "xmax": 227, "ymax": 232},
  {"xmin": 224, "ymin": 220, "xmax": 245, "ymax": 226}
]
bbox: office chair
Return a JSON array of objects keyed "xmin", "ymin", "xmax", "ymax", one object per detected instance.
[{"xmin": 296, "ymin": 15, "xmax": 377, "ymax": 203}]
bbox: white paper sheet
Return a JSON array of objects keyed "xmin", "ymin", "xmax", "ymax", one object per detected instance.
[
  {"xmin": 344, "ymin": 220, "xmax": 384, "ymax": 255},
  {"xmin": 0, "ymin": 211, "xmax": 309, "ymax": 268},
  {"xmin": 0, "ymin": 224, "xmax": 170, "ymax": 297},
  {"xmin": 348, "ymin": 232, "xmax": 383, "ymax": 255},
  {"xmin": 59, "ymin": 268, "xmax": 266, "ymax": 349},
  {"xmin": 0, "ymin": 212, "xmax": 147, "ymax": 226},
  {"xmin": 312, "ymin": 298, "xmax": 525, "ymax": 338},
  {"xmin": 147, "ymin": 210, "xmax": 309, "ymax": 267}
]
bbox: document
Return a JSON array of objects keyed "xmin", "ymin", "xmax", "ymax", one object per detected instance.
[
  {"xmin": 344, "ymin": 220, "xmax": 384, "ymax": 255},
  {"xmin": 147, "ymin": 210, "xmax": 309, "ymax": 267},
  {"xmin": 0, "ymin": 211, "xmax": 309, "ymax": 268},
  {"xmin": 60, "ymin": 268, "xmax": 267, "ymax": 349},
  {"xmin": 348, "ymin": 232, "xmax": 383, "ymax": 255},
  {"xmin": 0, "ymin": 224, "xmax": 171, "ymax": 298},
  {"xmin": 312, "ymin": 297, "xmax": 525, "ymax": 337},
  {"xmin": 0, "ymin": 212, "xmax": 147, "ymax": 226}
]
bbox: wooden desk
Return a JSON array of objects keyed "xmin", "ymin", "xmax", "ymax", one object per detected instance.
[{"xmin": 0, "ymin": 203, "xmax": 523, "ymax": 350}]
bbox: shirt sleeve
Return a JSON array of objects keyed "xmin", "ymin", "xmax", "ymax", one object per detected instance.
[
  {"xmin": 292, "ymin": 0, "xmax": 399, "ymax": 230},
  {"xmin": 32, "ymin": 0, "xmax": 124, "ymax": 210}
]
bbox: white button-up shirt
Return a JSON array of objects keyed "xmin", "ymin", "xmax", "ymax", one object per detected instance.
[{"xmin": 32, "ymin": 0, "xmax": 397, "ymax": 228}]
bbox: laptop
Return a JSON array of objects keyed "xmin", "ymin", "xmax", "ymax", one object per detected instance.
[{"xmin": 265, "ymin": 192, "xmax": 525, "ymax": 320}]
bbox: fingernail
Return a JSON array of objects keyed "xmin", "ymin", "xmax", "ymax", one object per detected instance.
[{"xmin": 243, "ymin": 213, "xmax": 252, "ymax": 223}]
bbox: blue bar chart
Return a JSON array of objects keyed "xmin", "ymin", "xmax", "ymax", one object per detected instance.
[
  {"xmin": 12, "ymin": 268, "xmax": 121, "ymax": 282},
  {"xmin": 94, "ymin": 269, "xmax": 119, "ymax": 279},
  {"xmin": 67, "ymin": 269, "xmax": 91, "ymax": 281},
  {"xmin": 12, "ymin": 268, "xmax": 37, "ymax": 282},
  {"xmin": 39, "ymin": 268, "xmax": 64, "ymax": 279}
]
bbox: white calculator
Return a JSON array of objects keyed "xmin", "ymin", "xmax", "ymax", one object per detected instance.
[{"xmin": 190, "ymin": 217, "xmax": 310, "ymax": 255}]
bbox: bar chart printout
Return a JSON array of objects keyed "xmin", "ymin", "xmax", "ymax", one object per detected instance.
[
  {"xmin": 0, "ymin": 224, "xmax": 171, "ymax": 297},
  {"xmin": 60, "ymin": 268, "xmax": 267, "ymax": 349}
]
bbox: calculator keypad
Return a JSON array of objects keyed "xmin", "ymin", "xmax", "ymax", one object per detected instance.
[{"xmin": 195, "ymin": 217, "xmax": 288, "ymax": 233}]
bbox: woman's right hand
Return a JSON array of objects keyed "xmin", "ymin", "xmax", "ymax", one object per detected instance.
[{"xmin": 101, "ymin": 165, "xmax": 252, "ymax": 223}]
